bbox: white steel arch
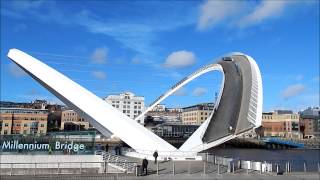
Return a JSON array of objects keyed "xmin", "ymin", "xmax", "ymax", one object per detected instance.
[
  {"xmin": 7, "ymin": 49, "xmax": 177, "ymax": 154},
  {"xmin": 134, "ymin": 63, "xmax": 224, "ymax": 121},
  {"xmin": 7, "ymin": 49, "xmax": 263, "ymax": 158}
]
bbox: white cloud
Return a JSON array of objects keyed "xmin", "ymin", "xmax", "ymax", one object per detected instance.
[
  {"xmin": 198, "ymin": 0, "xmax": 243, "ymax": 30},
  {"xmin": 91, "ymin": 47, "xmax": 107, "ymax": 64},
  {"xmin": 238, "ymin": 0, "xmax": 290, "ymax": 27},
  {"xmin": 8, "ymin": 63, "xmax": 26, "ymax": 78},
  {"xmin": 192, "ymin": 87, "xmax": 207, "ymax": 97},
  {"xmin": 163, "ymin": 50, "xmax": 196, "ymax": 68},
  {"xmin": 92, "ymin": 71, "xmax": 106, "ymax": 80},
  {"xmin": 281, "ymin": 83, "xmax": 305, "ymax": 100},
  {"xmin": 173, "ymin": 87, "xmax": 187, "ymax": 96}
]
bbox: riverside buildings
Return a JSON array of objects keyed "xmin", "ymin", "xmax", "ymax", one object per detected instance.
[
  {"xmin": 0, "ymin": 107, "xmax": 48, "ymax": 135},
  {"xmin": 60, "ymin": 110, "xmax": 90, "ymax": 131},
  {"xmin": 104, "ymin": 92, "xmax": 145, "ymax": 124},
  {"xmin": 299, "ymin": 107, "xmax": 320, "ymax": 138},
  {"xmin": 181, "ymin": 103, "xmax": 214, "ymax": 125},
  {"xmin": 262, "ymin": 110, "xmax": 301, "ymax": 138},
  {"xmin": 146, "ymin": 104, "xmax": 182, "ymax": 123}
]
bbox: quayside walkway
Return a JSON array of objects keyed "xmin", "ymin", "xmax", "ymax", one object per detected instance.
[{"xmin": 1, "ymin": 173, "xmax": 319, "ymax": 180}]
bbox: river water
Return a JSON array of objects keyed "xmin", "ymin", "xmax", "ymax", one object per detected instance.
[{"xmin": 208, "ymin": 148, "xmax": 320, "ymax": 172}]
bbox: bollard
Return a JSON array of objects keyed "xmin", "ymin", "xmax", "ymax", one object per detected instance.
[
  {"xmin": 232, "ymin": 162, "xmax": 235, "ymax": 174},
  {"xmin": 304, "ymin": 162, "xmax": 306, "ymax": 173},
  {"xmin": 10, "ymin": 163, "xmax": 13, "ymax": 176},
  {"xmin": 157, "ymin": 161, "xmax": 159, "ymax": 175},
  {"xmin": 34, "ymin": 163, "xmax": 37, "ymax": 176},
  {"xmin": 172, "ymin": 161, "xmax": 175, "ymax": 175},
  {"xmin": 285, "ymin": 162, "xmax": 288, "ymax": 173},
  {"xmin": 246, "ymin": 161, "xmax": 249, "ymax": 174},
  {"xmin": 57, "ymin": 162, "xmax": 60, "ymax": 175},
  {"xmin": 135, "ymin": 164, "xmax": 138, "ymax": 176}
]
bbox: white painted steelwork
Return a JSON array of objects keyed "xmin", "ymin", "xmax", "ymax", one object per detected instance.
[
  {"xmin": 7, "ymin": 49, "xmax": 263, "ymax": 158},
  {"xmin": 7, "ymin": 49, "xmax": 177, "ymax": 154}
]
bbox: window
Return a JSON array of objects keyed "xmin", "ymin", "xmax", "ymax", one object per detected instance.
[
  {"xmin": 127, "ymin": 110, "xmax": 130, "ymax": 113},
  {"xmin": 4, "ymin": 130, "xmax": 8, "ymax": 134},
  {"xmin": 123, "ymin": 110, "xmax": 126, "ymax": 113},
  {"xmin": 123, "ymin": 105, "xmax": 126, "ymax": 108},
  {"xmin": 24, "ymin": 124, "xmax": 28, "ymax": 127},
  {"xmin": 40, "ymin": 130, "xmax": 43, "ymax": 134},
  {"xmin": 116, "ymin": 105, "xmax": 119, "ymax": 108},
  {"xmin": 40, "ymin": 124, "xmax": 44, "ymax": 127},
  {"xmin": 5, "ymin": 123, "xmax": 8, "ymax": 127}
]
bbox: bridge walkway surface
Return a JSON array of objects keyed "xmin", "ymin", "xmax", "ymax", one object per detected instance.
[{"xmin": 262, "ymin": 138, "xmax": 305, "ymax": 148}]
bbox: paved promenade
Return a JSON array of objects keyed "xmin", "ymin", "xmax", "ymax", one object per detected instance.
[
  {"xmin": 1, "ymin": 156, "xmax": 319, "ymax": 180},
  {"xmin": 1, "ymin": 173, "xmax": 319, "ymax": 180}
]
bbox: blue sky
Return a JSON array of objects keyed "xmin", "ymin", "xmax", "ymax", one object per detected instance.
[{"xmin": 0, "ymin": 0, "xmax": 319, "ymax": 112}]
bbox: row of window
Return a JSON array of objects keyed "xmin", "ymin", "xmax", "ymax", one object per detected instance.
[
  {"xmin": 111, "ymin": 101, "xmax": 142, "ymax": 105},
  {"xmin": 63, "ymin": 113, "xmax": 76, "ymax": 116},
  {"xmin": 0, "ymin": 117, "xmax": 46, "ymax": 120},
  {"xmin": 2, "ymin": 130, "xmax": 44, "ymax": 135},
  {"xmin": 122, "ymin": 110, "xmax": 142, "ymax": 114},
  {"xmin": 111, "ymin": 104, "xmax": 142, "ymax": 109},
  {"xmin": 183, "ymin": 112, "xmax": 210, "ymax": 116},
  {"xmin": 2, "ymin": 123, "xmax": 45, "ymax": 127}
]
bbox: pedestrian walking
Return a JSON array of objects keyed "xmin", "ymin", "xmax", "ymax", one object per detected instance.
[
  {"xmin": 105, "ymin": 144, "xmax": 109, "ymax": 152},
  {"xmin": 153, "ymin": 150, "xmax": 158, "ymax": 164},
  {"xmin": 142, "ymin": 157, "xmax": 148, "ymax": 175}
]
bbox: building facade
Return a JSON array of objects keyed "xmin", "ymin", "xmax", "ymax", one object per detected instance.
[
  {"xmin": 146, "ymin": 104, "xmax": 182, "ymax": 123},
  {"xmin": 262, "ymin": 110, "xmax": 301, "ymax": 138},
  {"xmin": 104, "ymin": 92, "xmax": 145, "ymax": 124},
  {"xmin": 299, "ymin": 107, "xmax": 320, "ymax": 138},
  {"xmin": 182, "ymin": 103, "xmax": 214, "ymax": 125},
  {"xmin": 0, "ymin": 107, "xmax": 48, "ymax": 135},
  {"xmin": 151, "ymin": 123, "xmax": 199, "ymax": 138},
  {"xmin": 61, "ymin": 110, "xmax": 90, "ymax": 131}
]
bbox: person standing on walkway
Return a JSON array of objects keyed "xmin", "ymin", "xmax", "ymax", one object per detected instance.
[
  {"xmin": 105, "ymin": 144, "xmax": 109, "ymax": 152},
  {"xmin": 142, "ymin": 157, "xmax": 148, "ymax": 175},
  {"xmin": 153, "ymin": 150, "xmax": 158, "ymax": 164}
]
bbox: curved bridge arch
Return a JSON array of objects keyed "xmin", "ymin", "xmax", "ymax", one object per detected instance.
[{"xmin": 7, "ymin": 49, "xmax": 262, "ymax": 158}]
